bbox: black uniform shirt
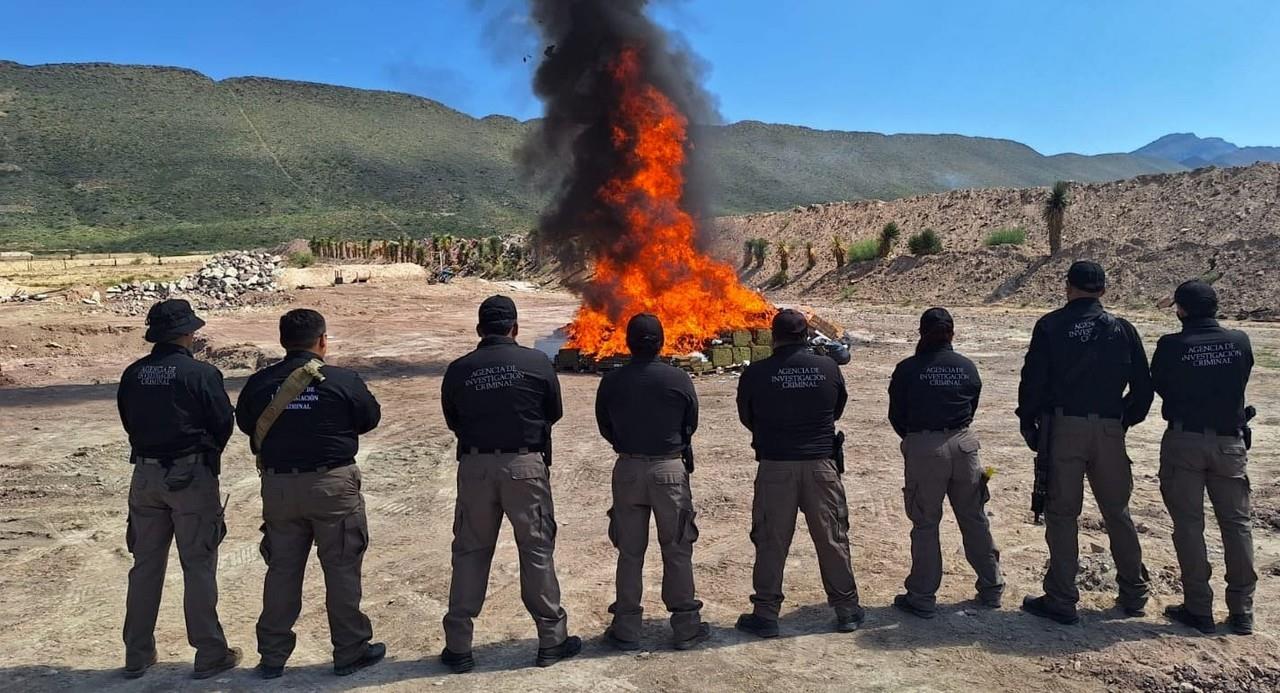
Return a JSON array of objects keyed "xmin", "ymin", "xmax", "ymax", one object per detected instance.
[
  {"xmin": 117, "ymin": 343, "xmax": 234, "ymax": 460},
  {"xmin": 888, "ymin": 345, "xmax": 982, "ymax": 438},
  {"xmin": 1151, "ymin": 317, "xmax": 1253, "ymax": 432},
  {"xmin": 596, "ymin": 357, "xmax": 698, "ymax": 457},
  {"xmin": 1016, "ymin": 298, "xmax": 1154, "ymax": 428},
  {"xmin": 441, "ymin": 336, "xmax": 563, "ymax": 454},
  {"xmin": 235, "ymin": 351, "xmax": 381, "ymax": 471},
  {"xmin": 737, "ymin": 343, "xmax": 848, "ymax": 461}
]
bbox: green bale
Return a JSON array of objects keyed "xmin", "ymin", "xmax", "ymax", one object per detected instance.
[
  {"xmin": 710, "ymin": 345, "xmax": 734, "ymax": 368},
  {"xmin": 732, "ymin": 330, "xmax": 754, "ymax": 347},
  {"xmin": 754, "ymin": 329, "xmax": 773, "ymax": 346},
  {"xmin": 733, "ymin": 346, "xmax": 752, "ymax": 364},
  {"xmin": 555, "ymin": 349, "xmax": 581, "ymax": 371},
  {"xmin": 751, "ymin": 345, "xmax": 773, "ymax": 362}
]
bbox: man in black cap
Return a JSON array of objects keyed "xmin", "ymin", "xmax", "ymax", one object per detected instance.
[
  {"xmin": 596, "ymin": 314, "xmax": 709, "ymax": 651},
  {"xmin": 236, "ymin": 308, "xmax": 385, "ymax": 679},
  {"xmin": 117, "ymin": 299, "xmax": 241, "ymax": 679},
  {"xmin": 888, "ymin": 308, "xmax": 1003, "ymax": 618},
  {"xmin": 735, "ymin": 309, "xmax": 864, "ymax": 637},
  {"xmin": 1152, "ymin": 280, "xmax": 1256, "ymax": 635},
  {"xmin": 1017, "ymin": 260, "xmax": 1155, "ymax": 624},
  {"xmin": 439, "ymin": 295, "xmax": 580, "ymax": 672}
]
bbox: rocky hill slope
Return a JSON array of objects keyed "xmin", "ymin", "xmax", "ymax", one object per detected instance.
[
  {"xmin": 715, "ymin": 163, "xmax": 1280, "ymax": 317},
  {"xmin": 1, "ymin": 61, "xmax": 1181, "ymax": 252}
]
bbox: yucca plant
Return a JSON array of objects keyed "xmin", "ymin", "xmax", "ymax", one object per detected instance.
[
  {"xmin": 1043, "ymin": 181, "xmax": 1071, "ymax": 256},
  {"xmin": 878, "ymin": 222, "xmax": 901, "ymax": 258},
  {"xmin": 832, "ymin": 236, "xmax": 847, "ymax": 268}
]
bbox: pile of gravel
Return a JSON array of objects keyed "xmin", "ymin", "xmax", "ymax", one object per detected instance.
[{"xmin": 106, "ymin": 251, "xmax": 283, "ymax": 313}]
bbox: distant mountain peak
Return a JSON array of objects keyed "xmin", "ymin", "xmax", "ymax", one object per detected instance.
[{"xmin": 1135, "ymin": 133, "xmax": 1280, "ymax": 168}]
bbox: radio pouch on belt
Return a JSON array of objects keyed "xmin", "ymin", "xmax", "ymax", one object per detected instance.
[{"xmin": 252, "ymin": 359, "xmax": 326, "ymax": 475}]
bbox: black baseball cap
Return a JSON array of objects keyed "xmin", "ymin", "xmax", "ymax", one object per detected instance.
[
  {"xmin": 772, "ymin": 309, "xmax": 809, "ymax": 340},
  {"xmin": 478, "ymin": 295, "xmax": 517, "ymax": 326},
  {"xmin": 626, "ymin": 313, "xmax": 664, "ymax": 357},
  {"xmin": 1067, "ymin": 260, "xmax": 1106, "ymax": 292},
  {"xmin": 1174, "ymin": 279, "xmax": 1218, "ymax": 317},
  {"xmin": 919, "ymin": 307, "xmax": 954, "ymax": 333},
  {"xmin": 144, "ymin": 299, "xmax": 206, "ymax": 343}
]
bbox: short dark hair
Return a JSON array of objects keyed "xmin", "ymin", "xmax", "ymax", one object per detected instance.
[
  {"xmin": 280, "ymin": 309, "xmax": 326, "ymax": 351},
  {"xmin": 479, "ymin": 319, "xmax": 516, "ymax": 336}
]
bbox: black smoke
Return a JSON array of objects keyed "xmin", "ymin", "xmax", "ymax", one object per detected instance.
[{"xmin": 518, "ymin": 0, "xmax": 719, "ymax": 280}]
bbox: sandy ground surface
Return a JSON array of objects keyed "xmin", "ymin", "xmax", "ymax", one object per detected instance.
[{"xmin": 2, "ymin": 277, "xmax": 1279, "ymax": 692}]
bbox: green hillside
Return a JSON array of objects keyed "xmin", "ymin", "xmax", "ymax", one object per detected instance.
[{"xmin": 0, "ymin": 61, "xmax": 1184, "ymax": 253}]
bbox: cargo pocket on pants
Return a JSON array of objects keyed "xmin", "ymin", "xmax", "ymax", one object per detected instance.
[
  {"xmin": 339, "ymin": 510, "xmax": 369, "ymax": 564},
  {"xmin": 125, "ymin": 515, "xmax": 136, "ymax": 554},
  {"xmin": 606, "ymin": 508, "xmax": 618, "ymax": 548},
  {"xmin": 677, "ymin": 509, "xmax": 700, "ymax": 545},
  {"xmin": 537, "ymin": 505, "xmax": 558, "ymax": 544},
  {"xmin": 258, "ymin": 522, "xmax": 273, "ymax": 566}
]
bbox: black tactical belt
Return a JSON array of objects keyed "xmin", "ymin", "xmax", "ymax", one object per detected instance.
[
  {"xmin": 263, "ymin": 459, "xmax": 355, "ymax": 475},
  {"xmin": 618, "ymin": 452, "xmax": 683, "ymax": 461},
  {"xmin": 906, "ymin": 426, "xmax": 969, "ymax": 435},
  {"xmin": 1171, "ymin": 422, "xmax": 1241, "ymax": 437},
  {"xmin": 1054, "ymin": 407, "xmax": 1121, "ymax": 420},
  {"xmin": 465, "ymin": 446, "xmax": 544, "ymax": 455},
  {"xmin": 133, "ymin": 453, "xmax": 204, "ymax": 467}
]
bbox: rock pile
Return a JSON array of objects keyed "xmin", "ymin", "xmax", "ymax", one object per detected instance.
[{"xmin": 107, "ymin": 251, "xmax": 283, "ymax": 312}]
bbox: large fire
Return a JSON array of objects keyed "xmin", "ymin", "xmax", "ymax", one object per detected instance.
[{"xmin": 564, "ymin": 48, "xmax": 774, "ymax": 357}]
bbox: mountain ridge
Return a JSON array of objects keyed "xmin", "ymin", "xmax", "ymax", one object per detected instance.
[{"xmin": 1, "ymin": 60, "xmax": 1187, "ymax": 252}]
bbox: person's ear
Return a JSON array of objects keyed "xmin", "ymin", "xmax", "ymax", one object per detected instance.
[
  {"xmin": 1175, "ymin": 305, "xmax": 1187, "ymax": 320},
  {"xmin": 1098, "ymin": 287, "xmax": 1107, "ymax": 298},
  {"xmin": 317, "ymin": 333, "xmax": 328, "ymax": 353},
  {"xmin": 476, "ymin": 325, "xmax": 484, "ymax": 338},
  {"xmin": 511, "ymin": 322, "xmax": 520, "ymax": 339}
]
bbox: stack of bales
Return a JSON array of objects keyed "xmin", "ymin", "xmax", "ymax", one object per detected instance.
[{"xmin": 706, "ymin": 328, "xmax": 773, "ymax": 369}]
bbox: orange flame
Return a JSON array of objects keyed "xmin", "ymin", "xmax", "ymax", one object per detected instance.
[{"xmin": 564, "ymin": 47, "xmax": 774, "ymax": 357}]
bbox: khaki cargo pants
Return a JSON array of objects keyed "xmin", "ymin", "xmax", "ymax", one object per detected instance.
[
  {"xmin": 607, "ymin": 456, "xmax": 702, "ymax": 642},
  {"xmin": 900, "ymin": 429, "xmax": 1004, "ymax": 612},
  {"xmin": 443, "ymin": 452, "xmax": 568, "ymax": 653},
  {"xmin": 1043, "ymin": 413, "xmax": 1150, "ymax": 612},
  {"xmin": 749, "ymin": 458, "xmax": 861, "ymax": 620},
  {"xmin": 257, "ymin": 464, "xmax": 372, "ymax": 669},
  {"xmin": 123, "ymin": 460, "xmax": 230, "ymax": 670},
  {"xmin": 1159, "ymin": 426, "xmax": 1256, "ymax": 618}
]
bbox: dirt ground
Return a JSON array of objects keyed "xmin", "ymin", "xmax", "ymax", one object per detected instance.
[{"xmin": 2, "ymin": 277, "xmax": 1279, "ymax": 692}]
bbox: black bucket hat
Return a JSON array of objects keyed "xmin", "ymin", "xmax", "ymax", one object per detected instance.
[{"xmin": 144, "ymin": 299, "xmax": 206, "ymax": 343}]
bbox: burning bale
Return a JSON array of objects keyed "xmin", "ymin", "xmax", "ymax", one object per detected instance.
[{"xmin": 524, "ymin": 0, "xmax": 773, "ymax": 358}]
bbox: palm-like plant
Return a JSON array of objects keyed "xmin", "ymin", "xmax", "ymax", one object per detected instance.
[
  {"xmin": 878, "ymin": 222, "xmax": 901, "ymax": 258},
  {"xmin": 832, "ymin": 236, "xmax": 847, "ymax": 268},
  {"xmin": 1043, "ymin": 181, "xmax": 1071, "ymax": 256}
]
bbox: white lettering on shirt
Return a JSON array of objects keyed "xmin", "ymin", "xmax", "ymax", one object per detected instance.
[
  {"xmin": 137, "ymin": 365, "xmax": 177, "ymax": 386},
  {"xmin": 465, "ymin": 364, "xmax": 525, "ymax": 391},
  {"xmin": 771, "ymin": 366, "xmax": 826, "ymax": 389},
  {"xmin": 1067, "ymin": 320, "xmax": 1096, "ymax": 343},
  {"xmin": 920, "ymin": 365, "xmax": 969, "ymax": 387},
  {"xmin": 1182, "ymin": 342, "xmax": 1243, "ymax": 368},
  {"xmin": 284, "ymin": 385, "xmax": 319, "ymax": 411}
]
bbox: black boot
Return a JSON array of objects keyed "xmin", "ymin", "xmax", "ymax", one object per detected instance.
[
  {"xmin": 835, "ymin": 605, "xmax": 867, "ymax": 632},
  {"xmin": 673, "ymin": 622, "xmax": 711, "ymax": 651},
  {"xmin": 255, "ymin": 662, "xmax": 284, "ymax": 680},
  {"xmin": 735, "ymin": 613, "xmax": 780, "ymax": 639},
  {"xmin": 1228, "ymin": 613, "xmax": 1254, "ymax": 636},
  {"xmin": 335, "ymin": 642, "xmax": 386, "ymax": 676},
  {"xmin": 440, "ymin": 647, "xmax": 475, "ymax": 674},
  {"xmin": 1021, "ymin": 595, "xmax": 1080, "ymax": 625},
  {"xmin": 122, "ymin": 652, "xmax": 157, "ymax": 680},
  {"xmin": 1164, "ymin": 605, "xmax": 1215, "ymax": 634},
  {"xmin": 604, "ymin": 626, "xmax": 640, "ymax": 652},
  {"xmin": 893, "ymin": 594, "xmax": 936, "ymax": 620},
  {"xmin": 536, "ymin": 636, "xmax": 582, "ymax": 668},
  {"xmin": 193, "ymin": 647, "xmax": 242, "ymax": 680}
]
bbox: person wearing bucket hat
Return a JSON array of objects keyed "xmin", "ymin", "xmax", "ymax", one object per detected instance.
[
  {"xmin": 1151, "ymin": 280, "xmax": 1257, "ymax": 635},
  {"xmin": 117, "ymin": 299, "xmax": 241, "ymax": 680},
  {"xmin": 888, "ymin": 308, "xmax": 1004, "ymax": 619},
  {"xmin": 735, "ymin": 309, "xmax": 865, "ymax": 638},
  {"xmin": 595, "ymin": 314, "xmax": 709, "ymax": 651},
  {"xmin": 439, "ymin": 295, "xmax": 580, "ymax": 673},
  {"xmin": 1016, "ymin": 260, "xmax": 1155, "ymax": 625}
]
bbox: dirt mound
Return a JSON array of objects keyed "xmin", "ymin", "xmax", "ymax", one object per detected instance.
[
  {"xmin": 198, "ymin": 342, "xmax": 277, "ymax": 373},
  {"xmin": 716, "ymin": 163, "xmax": 1280, "ymax": 315}
]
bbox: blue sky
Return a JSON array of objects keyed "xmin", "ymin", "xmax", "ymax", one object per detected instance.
[{"xmin": 3, "ymin": 0, "xmax": 1278, "ymax": 155}]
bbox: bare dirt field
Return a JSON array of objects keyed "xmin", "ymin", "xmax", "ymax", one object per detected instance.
[{"xmin": 2, "ymin": 277, "xmax": 1279, "ymax": 692}]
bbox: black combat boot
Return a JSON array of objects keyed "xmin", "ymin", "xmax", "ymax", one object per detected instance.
[
  {"xmin": 735, "ymin": 613, "xmax": 780, "ymax": 639},
  {"xmin": 893, "ymin": 594, "xmax": 936, "ymax": 620},
  {"xmin": 1164, "ymin": 605, "xmax": 1215, "ymax": 634},
  {"xmin": 334, "ymin": 642, "xmax": 386, "ymax": 676},
  {"xmin": 1021, "ymin": 595, "xmax": 1081, "ymax": 625},
  {"xmin": 123, "ymin": 652, "xmax": 157, "ymax": 680},
  {"xmin": 193, "ymin": 647, "xmax": 242, "ymax": 680},
  {"xmin": 440, "ymin": 647, "xmax": 475, "ymax": 674},
  {"xmin": 603, "ymin": 626, "xmax": 640, "ymax": 652},
  {"xmin": 835, "ymin": 605, "xmax": 867, "ymax": 632},
  {"xmin": 673, "ymin": 622, "xmax": 712, "ymax": 651},
  {"xmin": 1228, "ymin": 613, "xmax": 1254, "ymax": 636},
  {"xmin": 255, "ymin": 661, "xmax": 285, "ymax": 680},
  {"xmin": 535, "ymin": 635, "xmax": 582, "ymax": 667}
]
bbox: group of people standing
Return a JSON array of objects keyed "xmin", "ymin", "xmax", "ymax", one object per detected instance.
[{"xmin": 114, "ymin": 260, "xmax": 1256, "ymax": 681}]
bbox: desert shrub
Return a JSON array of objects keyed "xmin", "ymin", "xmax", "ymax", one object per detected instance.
[
  {"xmin": 908, "ymin": 229, "xmax": 943, "ymax": 256},
  {"xmin": 287, "ymin": 251, "xmax": 316, "ymax": 268},
  {"xmin": 847, "ymin": 238, "xmax": 879, "ymax": 263},
  {"xmin": 878, "ymin": 222, "xmax": 901, "ymax": 258},
  {"xmin": 984, "ymin": 227, "xmax": 1027, "ymax": 247}
]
